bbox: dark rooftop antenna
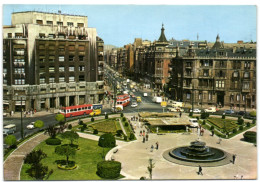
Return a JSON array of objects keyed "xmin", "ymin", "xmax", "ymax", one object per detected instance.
[{"xmin": 197, "ymin": 33, "xmax": 199, "ymax": 41}]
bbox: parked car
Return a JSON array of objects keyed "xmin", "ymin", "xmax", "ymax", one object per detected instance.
[
  {"xmin": 3, "ymin": 124, "xmax": 16, "ymax": 135},
  {"xmin": 189, "ymin": 118, "xmax": 199, "ymax": 128},
  {"xmin": 190, "ymin": 109, "xmax": 201, "ymax": 113},
  {"xmin": 89, "ymin": 109, "xmax": 102, "ymax": 116},
  {"xmin": 204, "ymin": 107, "xmax": 217, "ymax": 113},
  {"xmin": 26, "ymin": 122, "xmax": 35, "ymax": 130},
  {"xmin": 131, "ymin": 103, "xmax": 138, "ymax": 108},
  {"xmin": 237, "ymin": 111, "xmax": 247, "ymax": 116},
  {"xmin": 224, "ymin": 110, "xmax": 235, "ymax": 114},
  {"xmin": 143, "ymin": 93, "xmax": 148, "ymax": 97},
  {"xmin": 168, "ymin": 107, "xmax": 184, "ymax": 112}
]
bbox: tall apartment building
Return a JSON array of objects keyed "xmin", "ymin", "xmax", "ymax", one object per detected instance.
[
  {"xmin": 3, "ymin": 11, "xmax": 104, "ymax": 112},
  {"xmin": 169, "ymin": 35, "xmax": 256, "ymax": 109}
]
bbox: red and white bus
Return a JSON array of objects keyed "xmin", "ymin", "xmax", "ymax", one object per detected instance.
[
  {"xmin": 60, "ymin": 104, "xmax": 94, "ymax": 118},
  {"xmin": 116, "ymin": 94, "xmax": 130, "ymax": 107}
]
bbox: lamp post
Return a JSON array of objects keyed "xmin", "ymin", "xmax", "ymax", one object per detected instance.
[{"xmin": 20, "ymin": 96, "xmax": 24, "ymax": 139}]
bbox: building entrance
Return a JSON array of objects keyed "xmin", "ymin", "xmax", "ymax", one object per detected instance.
[{"xmin": 217, "ymin": 92, "xmax": 225, "ymax": 107}]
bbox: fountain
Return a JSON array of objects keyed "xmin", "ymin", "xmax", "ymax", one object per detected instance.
[{"xmin": 163, "ymin": 140, "xmax": 231, "ymax": 167}]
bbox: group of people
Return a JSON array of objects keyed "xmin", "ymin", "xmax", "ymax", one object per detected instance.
[
  {"xmin": 150, "ymin": 142, "xmax": 159, "ymax": 152},
  {"xmin": 23, "ymin": 109, "xmax": 37, "ymax": 117}
]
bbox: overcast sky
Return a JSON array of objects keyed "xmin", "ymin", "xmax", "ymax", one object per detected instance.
[{"xmin": 3, "ymin": 4, "xmax": 256, "ymax": 47}]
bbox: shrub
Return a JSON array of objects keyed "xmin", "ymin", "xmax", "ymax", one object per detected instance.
[
  {"xmin": 105, "ymin": 114, "xmax": 108, "ymax": 119},
  {"xmin": 239, "ymin": 125, "xmax": 243, "ymax": 131},
  {"xmin": 82, "ymin": 123, "xmax": 87, "ymax": 129},
  {"xmin": 97, "ymin": 161, "xmax": 121, "ymax": 179},
  {"xmin": 122, "ymin": 117, "xmax": 126, "ymax": 122},
  {"xmin": 237, "ymin": 118, "xmax": 244, "ymax": 125},
  {"xmin": 124, "ymin": 135, "xmax": 128, "ymax": 141},
  {"xmin": 202, "ymin": 120, "xmax": 206, "ymax": 125},
  {"xmin": 210, "ymin": 126, "xmax": 215, "ymax": 130},
  {"xmin": 243, "ymin": 131, "xmax": 257, "ymax": 143},
  {"xmin": 252, "ymin": 119, "xmax": 256, "ymax": 124},
  {"xmin": 120, "ymin": 113, "xmax": 124, "ymax": 117},
  {"xmin": 129, "ymin": 133, "xmax": 135, "ymax": 140},
  {"xmin": 55, "ymin": 114, "xmax": 65, "ymax": 123},
  {"xmin": 140, "ymin": 177, "xmax": 146, "ymax": 180},
  {"xmin": 246, "ymin": 122, "xmax": 251, "ymax": 127},
  {"xmin": 68, "ymin": 124, "xmax": 72, "ymax": 130},
  {"xmin": 45, "ymin": 138, "xmax": 61, "ymax": 145},
  {"xmin": 233, "ymin": 128, "xmax": 237, "ymax": 134},
  {"xmin": 125, "ymin": 122, "xmax": 129, "ymax": 127},
  {"xmin": 201, "ymin": 112, "xmax": 209, "ymax": 119},
  {"xmin": 79, "ymin": 120, "xmax": 83, "ymax": 125},
  {"xmin": 116, "ymin": 130, "xmax": 123, "ymax": 137},
  {"xmin": 93, "ymin": 129, "xmax": 99, "ymax": 134},
  {"xmin": 80, "ymin": 127, "xmax": 85, "ymax": 132},
  {"xmin": 222, "ymin": 115, "xmax": 225, "ymax": 119},
  {"xmin": 4, "ymin": 135, "xmax": 17, "ymax": 148},
  {"xmin": 34, "ymin": 120, "xmax": 44, "ymax": 128},
  {"xmin": 249, "ymin": 111, "xmax": 256, "ymax": 117},
  {"xmin": 189, "ymin": 112, "xmax": 193, "ymax": 117},
  {"xmin": 91, "ymin": 117, "xmax": 95, "ymax": 122},
  {"xmin": 98, "ymin": 133, "xmax": 116, "ymax": 148}
]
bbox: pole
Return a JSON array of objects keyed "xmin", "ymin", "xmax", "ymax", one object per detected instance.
[
  {"xmin": 20, "ymin": 97, "xmax": 24, "ymax": 139},
  {"xmin": 192, "ymin": 85, "xmax": 194, "ymax": 114}
]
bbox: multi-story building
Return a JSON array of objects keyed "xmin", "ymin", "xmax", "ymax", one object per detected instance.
[
  {"xmin": 169, "ymin": 35, "xmax": 256, "ymax": 109},
  {"xmin": 3, "ymin": 11, "xmax": 104, "ymax": 112}
]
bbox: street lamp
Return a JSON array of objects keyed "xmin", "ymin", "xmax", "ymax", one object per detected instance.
[{"xmin": 16, "ymin": 93, "xmax": 24, "ymax": 139}]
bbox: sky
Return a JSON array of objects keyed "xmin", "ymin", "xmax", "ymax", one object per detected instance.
[{"xmin": 2, "ymin": 4, "xmax": 257, "ymax": 47}]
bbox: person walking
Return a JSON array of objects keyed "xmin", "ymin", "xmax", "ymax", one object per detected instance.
[
  {"xmin": 201, "ymin": 128, "xmax": 204, "ymax": 136},
  {"xmin": 232, "ymin": 154, "xmax": 237, "ymax": 164},
  {"xmin": 211, "ymin": 130, "xmax": 214, "ymax": 136},
  {"xmin": 146, "ymin": 134, "xmax": 149, "ymax": 141},
  {"xmin": 198, "ymin": 165, "xmax": 203, "ymax": 175},
  {"xmin": 143, "ymin": 136, "xmax": 145, "ymax": 143},
  {"xmin": 156, "ymin": 142, "xmax": 159, "ymax": 150},
  {"xmin": 179, "ymin": 111, "xmax": 182, "ymax": 118},
  {"xmin": 150, "ymin": 145, "xmax": 154, "ymax": 152}
]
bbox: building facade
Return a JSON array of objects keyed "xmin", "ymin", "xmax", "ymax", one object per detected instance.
[
  {"xmin": 3, "ymin": 11, "xmax": 104, "ymax": 112},
  {"xmin": 169, "ymin": 35, "xmax": 256, "ymax": 109}
]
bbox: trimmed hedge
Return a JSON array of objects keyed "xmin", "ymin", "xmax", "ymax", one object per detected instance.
[
  {"xmin": 124, "ymin": 135, "xmax": 127, "ymax": 141},
  {"xmin": 97, "ymin": 161, "xmax": 121, "ymax": 179},
  {"xmin": 249, "ymin": 111, "xmax": 256, "ymax": 117},
  {"xmin": 120, "ymin": 113, "xmax": 124, "ymax": 117},
  {"xmin": 222, "ymin": 115, "xmax": 225, "ymax": 119},
  {"xmin": 246, "ymin": 122, "xmax": 251, "ymax": 127},
  {"xmin": 124, "ymin": 122, "xmax": 129, "ymax": 127},
  {"xmin": 93, "ymin": 129, "xmax": 99, "ymax": 134},
  {"xmin": 98, "ymin": 133, "xmax": 116, "ymax": 148},
  {"xmin": 243, "ymin": 131, "xmax": 256, "ymax": 143},
  {"xmin": 105, "ymin": 114, "xmax": 108, "ymax": 119},
  {"xmin": 122, "ymin": 117, "xmax": 126, "ymax": 122},
  {"xmin": 45, "ymin": 138, "xmax": 61, "ymax": 145},
  {"xmin": 201, "ymin": 112, "xmax": 209, "ymax": 119},
  {"xmin": 68, "ymin": 124, "xmax": 72, "ymax": 130},
  {"xmin": 129, "ymin": 133, "xmax": 135, "ymax": 140}
]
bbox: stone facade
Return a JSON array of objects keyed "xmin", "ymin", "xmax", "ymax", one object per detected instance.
[{"xmin": 3, "ymin": 11, "xmax": 104, "ymax": 112}]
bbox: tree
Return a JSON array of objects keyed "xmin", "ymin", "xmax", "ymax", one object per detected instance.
[
  {"xmin": 61, "ymin": 131, "xmax": 79, "ymax": 145},
  {"xmin": 55, "ymin": 114, "xmax": 65, "ymax": 123},
  {"xmin": 34, "ymin": 120, "xmax": 44, "ymax": 128},
  {"xmin": 147, "ymin": 158, "xmax": 155, "ymax": 180},
  {"xmin": 55, "ymin": 145, "xmax": 76, "ymax": 165},
  {"xmin": 98, "ymin": 133, "xmax": 116, "ymax": 148},
  {"xmin": 4, "ymin": 135, "xmax": 17, "ymax": 147},
  {"xmin": 24, "ymin": 149, "xmax": 53, "ymax": 180},
  {"xmin": 44, "ymin": 125, "xmax": 59, "ymax": 139}
]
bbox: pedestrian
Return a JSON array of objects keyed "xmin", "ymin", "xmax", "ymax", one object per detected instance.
[
  {"xmin": 11, "ymin": 110, "xmax": 14, "ymax": 116},
  {"xmin": 146, "ymin": 134, "xmax": 148, "ymax": 141},
  {"xmin": 211, "ymin": 130, "xmax": 214, "ymax": 136},
  {"xmin": 201, "ymin": 128, "xmax": 204, "ymax": 136},
  {"xmin": 179, "ymin": 111, "xmax": 182, "ymax": 118},
  {"xmin": 217, "ymin": 137, "xmax": 222, "ymax": 144},
  {"xmin": 198, "ymin": 165, "xmax": 203, "ymax": 175},
  {"xmin": 143, "ymin": 136, "xmax": 145, "ymax": 143},
  {"xmin": 232, "ymin": 154, "xmax": 236, "ymax": 164},
  {"xmin": 150, "ymin": 145, "xmax": 154, "ymax": 152},
  {"xmin": 140, "ymin": 130, "xmax": 142, "ymax": 136},
  {"xmin": 10, "ymin": 111, "xmax": 11, "ymax": 116},
  {"xmin": 143, "ymin": 130, "xmax": 145, "ymax": 136},
  {"xmin": 156, "ymin": 142, "xmax": 159, "ymax": 150}
]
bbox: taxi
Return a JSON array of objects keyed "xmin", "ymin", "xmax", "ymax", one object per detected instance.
[
  {"xmin": 136, "ymin": 96, "xmax": 142, "ymax": 102},
  {"xmin": 89, "ymin": 109, "xmax": 101, "ymax": 116}
]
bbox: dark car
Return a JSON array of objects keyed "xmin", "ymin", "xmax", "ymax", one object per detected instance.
[
  {"xmin": 237, "ymin": 111, "xmax": 246, "ymax": 116},
  {"xmin": 224, "ymin": 110, "xmax": 235, "ymax": 114}
]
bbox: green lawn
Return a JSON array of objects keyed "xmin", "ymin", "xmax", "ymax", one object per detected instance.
[
  {"xmin": 88, "ymin": 119, "xmax": 118, "ymax": 133},
  {"xmin": 20, "ymin": 137, "xmax": 113, "ymax": 180},
  {"xmin": 207, "ymin": 117, "xmax": 238, "ymax": 132}
]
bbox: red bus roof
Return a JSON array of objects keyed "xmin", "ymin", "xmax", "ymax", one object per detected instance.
[
  {"xmin": 61, "ymin": 104, "xmax": 92, "ymax": 110},
  {"xmin": 117, "ymin": 94, "xmax": 129, "ymax": 98}
]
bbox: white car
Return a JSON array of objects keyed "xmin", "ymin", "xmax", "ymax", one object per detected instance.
[
  {"xmin": 168, "ymin": 107, "xmax": 184, "ymax": 112},
  {"xmin": 190, "ymin": 109, "xmax": 201, "ymax": 113},
  {"xmin": 27, "ymin": 122, "xmax": 35, "ymax": 129},
  {"xmin": 204, "ymin": 107, "xmax": 217, "ymax": 113},
  {"xmin": 189, "ymin": 118, "xmax": 199, "ymax": 128},
  {"xmin": 131, "ymin": 103, "xmax": 138, "ymax": 108}
]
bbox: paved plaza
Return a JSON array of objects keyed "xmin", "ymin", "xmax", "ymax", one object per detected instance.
[{"xmin": 106, "ymin": 114, "xmax": 257, "ymax": 180}]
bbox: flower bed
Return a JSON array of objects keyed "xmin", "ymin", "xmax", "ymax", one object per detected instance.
[
  {"xmin": 207, "ymin": 117, "xmax": 238, "ymax": 132},
  {"xmin": 57, "ymin": 161, "xmax": 77, "ymax": 170}
]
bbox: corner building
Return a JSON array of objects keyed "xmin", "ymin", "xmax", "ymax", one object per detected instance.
[{"xmin": 3, "ymin": 11, "xmax": 104, "ymax": 112}]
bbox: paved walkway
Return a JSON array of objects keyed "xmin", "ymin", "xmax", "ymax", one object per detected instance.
[{"xmin": 3, "ymin": 133, "xmax": 49, "ymax": 180}]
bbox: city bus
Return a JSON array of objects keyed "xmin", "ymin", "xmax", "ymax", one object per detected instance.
[
  {"xmin": 116, "ymin": 94, "xmax": 130, "ymax": 107},
  {"xmin": 60, "ymin": 104, "xmax": 94, "ymax": 118}
]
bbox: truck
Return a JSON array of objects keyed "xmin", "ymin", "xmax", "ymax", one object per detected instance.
[
  {"xmin": 111, "ymin": 105, "xmax": 124, "ymax": 112},
  {"xmin": 3, "ymin": 124, "xmax": 16, "ymax": 135},
  {"xmin": 143, "ymin": 93, "xmax": 148, "ymax": 97},
  {"xmin": 93, "ymin": 104, "xmax": 103, "ymax": 110},
  {"xmin": 152, "ymin": 96, "xmax": 162, "ymax": 103},
  {"xmin": 172, "ymin": 101, "xmax": 184, "ymax": 108}
]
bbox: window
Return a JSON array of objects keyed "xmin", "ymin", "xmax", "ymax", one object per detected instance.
[
  {"xmin": 15, "ymin": 49, "xmax": 24, "ymax": 55},
  {"xmin": 48, "ymin": 34, "xmax": 55, "ymax": 38},
  {"xmin": 67, "ymin": 22, "xmax": 73, "ymax": 26},
  {"xmin": 3, "ymin": 68, "xmax": 7, "ymax": 73},
  {"xmin": 244, "ymin": 72, "xmax": 249, "ymax": 78},
  {"xmin": 59, "ymin": 77, "xmax": 65, "ymax": 83},
  {"xmin": 59, "ymin": 46, "xmax": 65, "ymax": 51},
  {"xmin": 14, "ymin": 68, "xmax": 25, "ymax": 73},
  {"xmin": 59, "ymin": 67, "xmax": 65, "ymax": 72},
  {"xmin": 208, "ymin": 92, "xmax": 212, "ymax": 100},
  {"xmin": 58, "ymin": 34, "xmax": 65, "ymax": 39},
  {"xmin": 77, "ymin": 23, "xmax": 84, "ymax": 27},
  {"xmin": 78, "ymin": 45, "xmax": 85, "ymax": 51},
  {"xmin": 203, "ymin": 70, "xmax": 209, "ymax": 76},
  {"xmin": 230, "ymin": 95, "xmax": 234, "ymax": 102},
  {"xmin": 49, "ymin": 67, "xmax": 55, "ymax": 72},
  {"xmin": 216, "ymin": 81, "xmax": 225, "ymax": 88},
  {"xmin": 57, "ymin": 21, "xmax": 63, "ymax": 26},
  {"xmin": 8, "ymin": 33, "xmax": 12, "ymax": 38},
  {"xmin": 236, "ymin": 94, "xmax": 240, "ymax": 101},
  {"xmin": 40, "ymin": 67, "xmax": 45, "ymax": 73},
  {"xmin": 233, "ymin": 71, "xmax": 238, "ymax": 77},
  {"xmin": 14, "ymin": 79, "xmax": 25, "ymax": 85},
  {"xmin": 79, "ymin": 75, "xmax": 85, "ymax": 81},
  {"xmin": 186, "ymin": 93, "xmax": 191, "ymax": 99},
  {"xmin": 244, "ymin": 62, "xmax": 250, "ymax": 69},
  {"xmin": 47, "ymin": 21, "xmax": 53, "ymax": 25},
  {"xmin": 59, "ymin": 56, "xmax": 64, "ymax": 62},
  {"xmin": 49, "ymin": 77, "xmax": 55, "ymax": 83},
  {"xmin": 204, "ymin": 60, "xmax": 209, "ymax": 67},
  {"xmin": 69, "ymin": 76, "xmax": 75, "ymax": 82},
  {"xmin": 69, "ymin": 66, "xmax": 75, "ymax": 72},
  {"xmin": 36, "ymin": 20, "xmax": 43, "ymax": 24},
  {"xmin": 242, "ymin": 95, "xmax": 246, "ymax": 101},
  {"xmin": 79, "ymin": 66, "xmax": 85, "ymax": 71},
  {"xmin": 243, "ymin": 82, "xmax": 250, "ymax": 89},
  {"xmin": 3, "ymin": 79, "xmax": 7, "ymax": 84},
  {"xmin": 69, "ymin": 46, "xmax": 75, "ymax": 51},
  {"xmin": 15, "ymin": 33, "xmax": 23, "ymax": 38},
  {"xmin": 69, "ymin": 56, "xmax": 74, "ymax": 61},
  {"xmin": 79, "ymin": 56, "xmax": 84, "ymax": 61},
  {"xmin": 40, "ymin": 78, "xmax": 45, "ymax": 84},
  {"xmin": 49, "ymin": 56, "xmax": 55, "ymax": 62}
]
